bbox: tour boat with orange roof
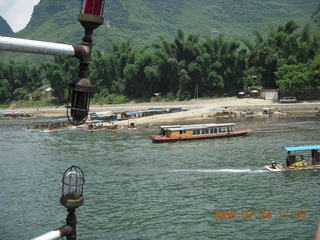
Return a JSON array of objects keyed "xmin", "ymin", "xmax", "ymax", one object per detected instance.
[{"xmin": 150, "ymin": 123, "xmax": 252, "ymax": 143}]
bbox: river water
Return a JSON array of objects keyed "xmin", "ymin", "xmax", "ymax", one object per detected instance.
[{"xmin": 0, "ymin": 115, "xmax": 320, "ymax": 240}]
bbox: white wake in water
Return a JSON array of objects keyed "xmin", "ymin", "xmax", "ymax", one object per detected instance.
[{"xmin": 168, "ymin": 169, "xmax": 267, "ymax": 173}]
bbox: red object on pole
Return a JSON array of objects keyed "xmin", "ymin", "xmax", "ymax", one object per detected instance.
[
  {"xmin": 93, "ymin": 0, "xmax": 103, "ymax": 16},
  {"xmin": 83, "ymin": 0, "xmax": 93, "ymax": 14},
  {"xmin": 83, "ymin": 0, "xmax": 103, "ymax": 16}
]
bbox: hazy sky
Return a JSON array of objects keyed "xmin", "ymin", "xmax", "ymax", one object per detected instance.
[{"xmin": 0, "ymin": 0, "xmax": 40, "ymax": 32}]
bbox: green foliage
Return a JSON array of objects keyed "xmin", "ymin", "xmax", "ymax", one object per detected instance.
[
  {"xmin": 0, "ymin": 21, "xmax": 320, "ymax": 105},
  {"xmin": 0, "ymin": 79, "xmax": 12, "ymax": 103},
  {"xmin": 46, "ymin": 57, "xmax": 78, "ymax": 103},
  {"xmin": 247, "ymin": 20, "xmax": 320, "ymax": 90},
  {"xmin": 0, "ymin": 57, "xmax": 76, "ymax": 105},
  {"xmin": 0, "ymin": 103, "xmax": 9, "ymax": 108},
  {"xmin": 309, "ymin": 52, "xmax": 320, "ymax": 87},
  {"xmin": 10, "ymin": 99, "xmax": 56, "ymax": 108},
  {"xmin": 32, "ymin": 89, "xmax": 42, "ymax": 101},
  {"xmin": 0, "ymin": 61, "xmax": 43, "ymax": 103},
  {"xmin": 311, "ymin": 3, "xmax": 320, "ymax": 27},
  {"xmin": 275, "ymin": 64, "xmax": 312, "ymax": 93},
  {"xmin": 92, "ymin": 94, "xmax": 127, "ymax": 105},
  {"xmin": 13, "ymin": 88, "xmax": 29, "ymax": 101}
]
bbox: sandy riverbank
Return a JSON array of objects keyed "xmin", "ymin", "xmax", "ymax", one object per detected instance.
[{"xmin": 1, "ymin": 97, "xmax": 320, "ymax": 126}]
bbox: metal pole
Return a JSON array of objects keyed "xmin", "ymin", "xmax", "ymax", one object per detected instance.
[
  {"xmin": 66, "ymin": 209, "xmax": 77, "ymax": 240},
  {"xmin": 0, "ymin": 36, "xmax": 76, "ymax": 57}
]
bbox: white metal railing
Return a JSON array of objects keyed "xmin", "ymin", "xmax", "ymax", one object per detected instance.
[
  {"xmin": 31, "ymin": 225, "xmax": 72, "ymax": 240},
  {"xmin": 0, "ymin": 36, "xmax": 75, "ymax": 57},
  {"xmin": 31, "ymin": 230, "xmax": 61, "ymax": 240}
]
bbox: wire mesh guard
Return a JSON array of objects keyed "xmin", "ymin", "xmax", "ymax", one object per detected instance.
[
  {"xmin": 66, "ymin": 89, "xmax": 91, "ymax": 125},
  {"xmin": 60, "ymin": 166, "xmax": 85, "ymax": 209}
]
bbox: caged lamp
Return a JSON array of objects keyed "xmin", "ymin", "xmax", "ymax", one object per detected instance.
[
  {"xmin": 67, "ymin": 78, "xmax": 93, "ymax": 125},
  {"xmin": 31, "ymin": 166, "xmax": 86, "ymax": 240},
  {"xmin": 60, "ymin": 165, "xmax": 85, "ymax": 240},
  {"xmin": 60, "ymin": 166, "xmax": 85, "ymax": 209},
  {"xmin": 66, "ymin": 0, "xmax": 105, "ymax": 125}
]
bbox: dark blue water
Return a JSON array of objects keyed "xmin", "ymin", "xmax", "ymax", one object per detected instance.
[{"xmin": 0, "ymin": 116, "xmax": 319, "ymax": 239}]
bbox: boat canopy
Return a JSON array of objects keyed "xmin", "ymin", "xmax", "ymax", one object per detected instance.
[
  {"xmin": 284, "ymin": 145, "xmax": 320, "ymax": 152},
  {"xmin": 160, "ymin": 123, "xmax": 235, "ymax": 131}
]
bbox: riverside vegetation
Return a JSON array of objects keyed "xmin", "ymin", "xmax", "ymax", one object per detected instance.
[{"xmin": 0, "ymin": 21, "xmax": 320, "ymax": 107}]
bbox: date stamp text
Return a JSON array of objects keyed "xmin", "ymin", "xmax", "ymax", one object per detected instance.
[{"xmin": 211, "ymin": 210, "xmax": 308, "ymax": 220}]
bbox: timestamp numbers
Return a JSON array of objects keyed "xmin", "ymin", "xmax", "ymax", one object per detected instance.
[{"xmin": 211, "ymin": 210, "xmax": 308, "ymax": 220}]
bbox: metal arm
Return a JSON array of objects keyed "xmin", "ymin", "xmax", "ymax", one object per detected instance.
[{"xmin": 0, "ymin": 36, "xmax": 89, "ymax": 57}]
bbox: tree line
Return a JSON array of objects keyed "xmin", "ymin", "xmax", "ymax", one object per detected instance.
[{"xmin": 0, "ymin": 20, "xmax": 319, "ymax": 105}]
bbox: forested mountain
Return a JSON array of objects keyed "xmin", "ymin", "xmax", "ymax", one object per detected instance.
[
  {"xmin": 0, "ymin": 17, "xmax": 13, "ymax": 36},
  {"xmin": 311, "ymin": 3, "xmax": 320, "ymax": 27},
  {"xmin": 14, "ymin": 0, "xmax": 319, "ymax": 48}
]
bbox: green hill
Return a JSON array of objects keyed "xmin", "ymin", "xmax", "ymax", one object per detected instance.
[
  {"xmin": 0, "ymin": 16, "xmax": 13, "ymax": 36},
  {"xmin": 4, "ymin": 0, "xmax": 319, "ymax": 62},
  {"xmin": 311, "ymin": 3, "xmax": 320, "ymax": 27}
]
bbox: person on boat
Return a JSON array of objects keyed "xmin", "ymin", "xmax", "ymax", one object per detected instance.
[
  {"xmin": 286, "ymin": 151, "xmax": 296, "ymax": 167},
  {"xmin": 300, "ymin": 155, "xmax": 308, "ymax": 166},
  {"xmin": 312, "ymin": 149, "xmax": 316, "ymax": 160},
  {"xmin": 317, "ymin": 151, "xmax": 320, "ymax": 162},
  {"xmin": 312, "ymin": 150, "xmax": 317, "ymax": 164},
  {"xmin": 312, "ymin": 150, "xmax": 320, "ymax": 164}
]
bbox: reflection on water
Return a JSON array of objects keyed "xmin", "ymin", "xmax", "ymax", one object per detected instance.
[{"xmin": 0, "ymin": 116, "xmax": 319, "ymax": 240}]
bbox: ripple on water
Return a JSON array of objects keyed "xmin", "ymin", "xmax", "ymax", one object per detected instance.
[{"xmin": 0, "ymin": 117, "xmax": 320, "ymax": 239}]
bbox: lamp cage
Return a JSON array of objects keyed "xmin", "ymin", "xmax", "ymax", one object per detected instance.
[{"xmin": 61, "ymin": 166, "xmax": 85, "ymax": 209}]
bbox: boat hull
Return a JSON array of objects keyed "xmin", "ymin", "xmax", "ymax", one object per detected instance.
[
  {"xmin": 150, "ymin": 129, "xmax": 252, "ymax": 143},
  {"xmin": 265, "ymin": 164, "xmax": 320, "ymax": 172}
]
